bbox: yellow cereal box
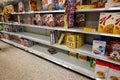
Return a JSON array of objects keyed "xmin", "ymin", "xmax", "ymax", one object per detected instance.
[
  {"xmin": 66, "ymin": 34, "xmax": 76, "ymax": 49},
  {"xmin": 113, "ymin": 12, "xmax": 120, "ymax": 34},
  {"xmin": 98, "ymin": 13, "xmax": 115, "ymax": 33}
]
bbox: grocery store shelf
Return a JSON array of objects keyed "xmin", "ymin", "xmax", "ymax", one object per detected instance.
[
  {"xmin": 1, "ymin": 31, "xmax": 120, "ymax": 65},
  {"xmin": 76, "ymin": 8, "xmax": 120, "ymax": 12},
  {"xmin": 3, "ymin": 22, "xmax": 120, "ymax": 38},
  {"xmin": 0, "ymin": 22, "xmax": 4, "ymax": 24},
  {"xmin": 12, "ymin": 10, "xmax": 65, "ymax": 15},
  {"xmin": 3, "ymin": 23, "xmax": 66, "ymax": 31},
  {"xmin": 1, "ymin": 39, "xmax": 28, "ymax": 51},
  {"xmin": 0, "ymin": 13, "xmax": 2, "ymax": 15},
  {"xmin": 1, "ymin": 39, "xmax": 95, "ymax": 79},
  {"xmin": 67, "ymin": 28, "xmax": 120, "ymax": 38},
  {"xmin": 20, "ymin": 24, "xmax": 66, "ymax": 31}
]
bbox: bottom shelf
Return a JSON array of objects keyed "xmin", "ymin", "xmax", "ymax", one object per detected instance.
[{"xmin": 1, "ymin": 39, "xmax": 95, "ymax": 79}]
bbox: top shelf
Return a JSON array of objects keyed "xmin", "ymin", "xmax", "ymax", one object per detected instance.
[
  {"xmin": 10, "ymin": 8, "xmax": 120, "ymax": 15},
  {"xmin": 76, "ymin": 8, "xmax": 120, "ymax": 12},
  {"xmin": 12, "ymin": 10, "xmax": 65, "ymax": 15}
]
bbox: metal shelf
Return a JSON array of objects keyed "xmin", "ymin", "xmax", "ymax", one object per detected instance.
[
  {"xmin": 67, "ymin": 28, "xmax": 120, "ymax": 38},
  {"xmin": 3, "ymin": 22, "xmax": 120, "ymax": 38},
  {"xmin": 1, "ymin": 31, "xmax": 120, "ymax": 65},
  {"xmin": 76, "ymin": 8, "xmax": 120, "ymax": 12},
  {"xmin": 0, "ymin": 22, "xmax": 4, "ymax": 24},
  {"xmin": 12, "ymin": 10, "xmax": 65, "ymax": 15},
  {"xmin": 1, "ymin": 39, "xmax": 95, "ymax": 79},
  {"xmin": 0, "ymin": 13, "xmax": 2, "ymax": 15}
]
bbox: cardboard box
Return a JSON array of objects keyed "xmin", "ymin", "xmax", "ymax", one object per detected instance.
[
  {"xmin": 18, "ymin": 2, "xmax": 25, "ymax": 12},
  {"xmin": 98, "ymin": 13, "xmax": 115, "ymax": 33},
  {"xmin": 108, "ymin": 41, "xmax": 120, "ymax": 62},
  {"xmin": 55, "ymin": 0, "xmax": 66, "ymax": 10},
  {"xmin": 29, "ymin": 0, "xmax": 37, "ymax": 11},
  {"xmin": 113, "ymin": 12, "xmax": 120, "ymax": 34},
  {"xmin": 95, "ymin": 60, "xmax": 109, "ymax": 80},
  {"xmin": 6, "ymin": 5, "xmax": 14, "ymax": 14},
  {"xmin": 105, "ymin": 0, "xmax": 120, "ymax": 8},
  {"xmin": 42, "ymin": 14, "xmax": 55, "ymax": 27},
  {"xmin": 42, "ymin": 0, "xmax": 55, "ymax": 11},
  {"xmin": 76, "ymin": 13, "xmax": 85, "ymax": 27},
  {"xmin": 107, "ymin": 63, "xmax": 120, "ymax": 80},
  {"xmin": 92, "ymin": 38, "xmax": 106, "ymax": 56}
]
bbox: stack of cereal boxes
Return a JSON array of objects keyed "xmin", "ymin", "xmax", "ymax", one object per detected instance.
[
  {"xmin": 95, "ymin": 59, "xmax": 120, "ymax": 80},
  {"xmin": 98, "ymin": 12, "xmax": 120, "ymax": 35},
  {"xmin": 65, "ymin": 33, "xmax": 84, "ymax": 49}
]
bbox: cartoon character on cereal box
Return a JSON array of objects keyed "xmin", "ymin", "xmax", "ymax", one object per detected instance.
[
  {"xmin": 46, "ymin": 14, "xmax": 55, "ymax": 27},
  {"xmin": 55, "ymin": 0, "xmax": 66, "ymax": 10},
  {"xmin": 56, "ymin": 14, "xmax": 64, "ymax": 27},
  {"xmin": 42, "ymin": 0, "xmax": 55, "ymax": 11}
]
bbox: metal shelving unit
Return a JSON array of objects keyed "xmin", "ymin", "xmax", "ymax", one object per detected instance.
[
  {"xmin": 76, "ymin": 8, "xmax": 120, "ymax": 12},
  {"xmin": 1, "ymin": 39, "xmax": 95, "ymax": 79},
  {"xmin": 1, "ymin": 0, "xmax": 120, "ymax": 79},
  {"xmin": 12, "ymin": 10, "xmax": 65, "ymax": 15},
  {"xmin": 1, "ymin": 31, "xmax": 120, "ymax": 65},
  {"xmin": 3, "ymin": 22, "xmax": 120, "ymax": 38}
]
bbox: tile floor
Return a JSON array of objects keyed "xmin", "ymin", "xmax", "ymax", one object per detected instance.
[{"xmin": 0, "ymin": 41, "xmax": 91, "ymax": 80}]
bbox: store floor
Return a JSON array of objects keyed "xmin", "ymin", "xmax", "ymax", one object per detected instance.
[{"xmin": 0, "ymin": 41, "xmax": 91, "ymax": 80}]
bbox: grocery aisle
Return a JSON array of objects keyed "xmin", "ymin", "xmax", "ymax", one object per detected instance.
[{"xmin": 0, "ymin": 41, "xmax": 90, "ymax": 80}]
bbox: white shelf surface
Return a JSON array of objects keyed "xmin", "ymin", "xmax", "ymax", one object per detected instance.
[
  {"xmin": 12, "ymin": 10, "xmax": 65, "ymax": 14},
  {"xmin": 67, "ymin": 28, "xmax": 120, "ymax": 38},
  {"xmin": 1, "ymin": 31, "xmax": 120, "ymax": 65},
  {"xmin": 20, "ymin": 24, "xmax": 66, "ymax": 31},
  {"xmin": 76, "ymin": 8, "xmax": 120, "ymax": 12},
  {"xmin": 0, "ymin": 22, "xmax": 4, "ymax": 24},
  {"xmin": 3, "ymin": 22, "xmax": 120, "ymax": 38},
  {"xmin": 0, "ymin": 13, "xmax": 2, "ymax": 15},
  {"xmin": 1, "ymin": 39, "xmax": 95, "ymax": 79}
]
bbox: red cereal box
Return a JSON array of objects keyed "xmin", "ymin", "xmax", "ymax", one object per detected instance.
[{"xmin": 107, "ymin": 63, "xmax": 120, "ymax": 80}]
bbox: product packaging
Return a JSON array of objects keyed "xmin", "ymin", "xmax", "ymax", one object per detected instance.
[
  {"xmin": 98, "ymin": 13, "xmax": 115, "ymax": 33},
  {"xmin": 42, "ymin": 0, "xmax": 55, "ymax": 11},
  {"xmin": 113, "ymin": 12, "xmax": 120, "ymax": 34},
  {"xmin": 108, "ymin": 41, "xmax": 120, "ymax": 62},
  {"xmin": 95, "ymin": 60, "xmax": 109, "ymax": 80},
  {"xmin": 92, "ymin": 38, "xmax": 106, "ymax": 56}
]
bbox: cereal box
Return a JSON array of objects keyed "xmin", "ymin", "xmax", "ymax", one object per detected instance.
[
  {"xmin": 27, "ymin": 15, "xmax": 33, "ymax": 25},
  {"xmin": 5, "ymin": 5, "xmax": 14, "ymax": 14},
  {"xmin": 42, "ymin": 0, "xmax": 55, "ymax": 11},
  {"xmin": 34, "ymin": 14, "xmax": 42, "ymax": 26},
  {"xmin": 105, "ymin": 0, "xmax": 120, "ymax": 8},
  {"xmin": 108, "ymin": 41, "xmax": 120, "ymax": 62},
  {"xmin": 75, "ymin": 0, "xmax": 82, "ymax": 10},
  {"xmin": 66, "ymin": 34, "xmax": 77, "ymax": 49},
  {"xmin": 76, "ymin": 13, "xmax": 85, "ymax": 27},
  {"xmin": 29, "ymin": 0, "xmax": 37, "ymax": 11},
  {"xmin": 98, "ymin": 13, "xmax": 115, "ymax": 33},
  {"xmin": 113, "ymin": 13, "xmax": 120, "ymax": 34},
  {"xmin": 95, "ymin": 60, "xmax": 109, "ymax": 80},
  {"xmin": 42, "ymin": 14, "xmax": 55, "ymax": 27},
  {"xmin": 18, "ymin": 2, "xmax": 25, "ymax": 12},
  {"xmin": 92, "ymin": 38, "xmax": 106, "ymax": 56},
  {"xmin": 107, "ymin": 63, "xmax": 120, "ymax": 80},
  {"xmin": 97, "ymin": 0, "xmax": 107, "ymax": 8},
  {"xmin": 56, "ymin": 14, "xmax": 64, "ymax": 27},
  {"xmin": 55, "ymin": 0, "xmax": 66, "ymax": 10}
]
